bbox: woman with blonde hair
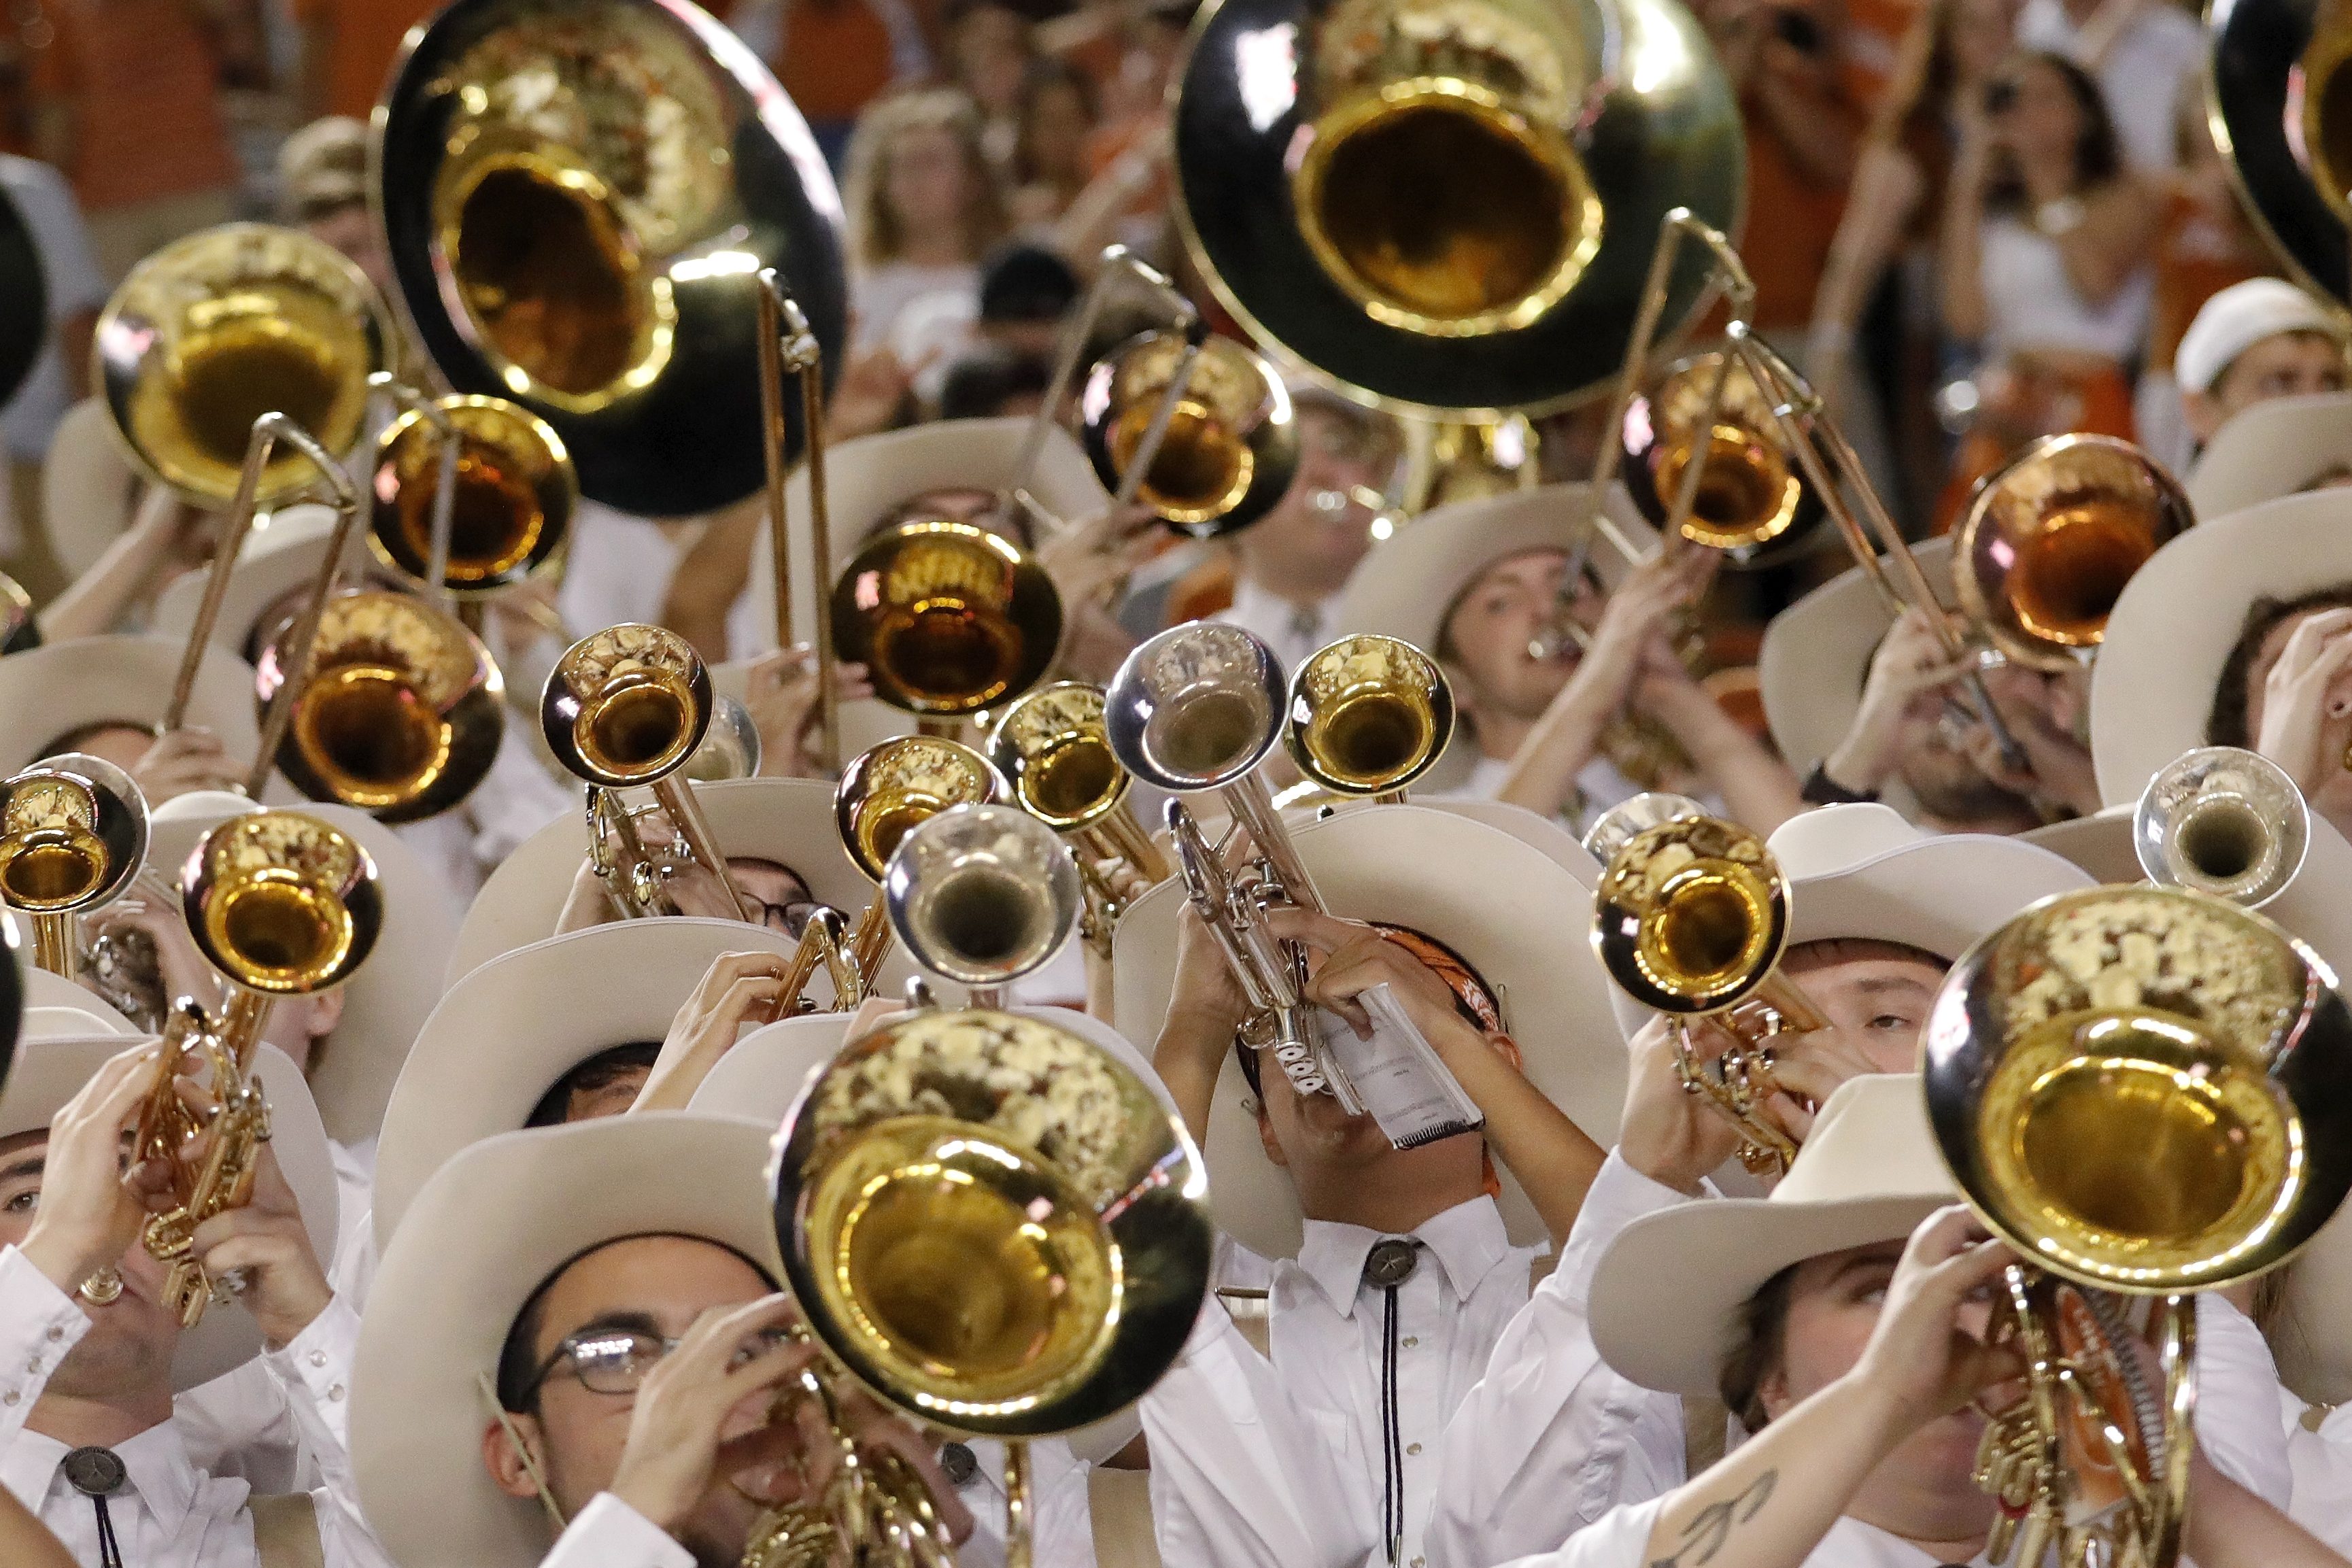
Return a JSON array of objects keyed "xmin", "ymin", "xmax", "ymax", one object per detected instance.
[{"xmin": 838, "ymin": 87, "xmax": 1010, "ymax": 358}]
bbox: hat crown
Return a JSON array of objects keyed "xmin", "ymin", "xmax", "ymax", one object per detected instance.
[
  {"xmin": 1766, "ymin": 802, "xmax": 1926, "ymax": 881},
  {"xmin": 1768, "ymin": 1074, "xmax": 1952, "ymax": 1208}
]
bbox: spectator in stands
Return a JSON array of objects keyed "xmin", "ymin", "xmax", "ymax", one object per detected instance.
[
  {"xmin": 2015, "ymin": 0, "xmax": 2200, "ymax": 172},
  {"xmin": 944, "ymin": 0, "xmax": 1033, "ymax": 180},
  {"xmin": 1008, "ymin": 59, "xmax": 1095, "ymax": 235},
  {"xmin": 842, "ymin": 88, "xmax": 1007, "ymax": 356},
  {"xmin": 739, "ymin": 0, "xmax": 932, "ymax": 171}
]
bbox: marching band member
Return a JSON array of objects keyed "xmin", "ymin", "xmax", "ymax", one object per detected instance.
[
  {"xmin": 349, "ymin": 1114, "xmax": 970, "ymax": 1568},
  {"xmin": 2175, "ymin": 279, "xmax": 2348, "ymax": 461},
  {"xmin": 1337, "ymin": 486, "xmax": 1802, "ymax": 838},
  {"xmin": 0, "ymin": 632, "xmax": 260, "ymax": 808},
  {"xmin": 0, "ymin": 1031, "xmax": 387, "ymax": 1567},
  {"xmin": 1112, "ymin": 806, "xmax": 1622, "ymax": 1568}
]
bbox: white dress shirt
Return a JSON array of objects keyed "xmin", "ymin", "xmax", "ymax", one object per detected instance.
[
  {"xmin": 0, "ymin": 1247, "xmax": 392, "ymax": 1568},
  {"xmin": 556, "ymin": 504, "xmax": 688, "ymax": 644},
  {"xmin": 1438, "ymin": 753, "xmax": 1650, "ymax": 841},
  {"xmin": 2286, "ymin": 1395, "xmax": 2352, "ymax": 1556},
  {"xmin": 1425, "ymin": 1152, "xmax": 2297, "ymax": 1568},
  {"xmin": 1213, "ymin": 581, "xmax": 1345, "ymax": 685},
  {"xmin": 1142, "ymin": 1195, "xmax": 1548, "ymax": 1568}
]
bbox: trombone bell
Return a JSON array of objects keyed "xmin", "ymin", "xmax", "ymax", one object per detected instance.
[
  {"xmin": 1080, "ymin": 332, "xmax": 1299, "ymax": 536},
  {"xmin": 1622, "ymin": 350, "xmax": 1820, "ymax": 563},
  {"xmin": 369, "ymin": 395, "xmax": 575, "ymax": 595},
  {"xmin": 832, "ymin": 520, "xmax": 1063, "ymax": 717}
]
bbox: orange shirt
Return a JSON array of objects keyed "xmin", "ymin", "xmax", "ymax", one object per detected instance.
[
  {"xmin": 1739, "ymin": 98, "xmax": 1856, "ymax": 334},
  {"xmin": 287, "ymin": 0, "xmax": 437, "ymax": 120},
  {"xmin": 31, "ymin": 0, "xmax": 239, "ymax": 211},
  {"xmin": 772, "ymin": 0, "xmax": 896, "ymax": 125},
  {"xmin": 2148, "ymin": 189, "xmax": 2274, "ymax": 374}
]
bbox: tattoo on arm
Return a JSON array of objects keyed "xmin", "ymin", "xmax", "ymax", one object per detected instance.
[{"xmin": 1648, "ymin": 1469, "xmax": 1779, "ymax": 1568}]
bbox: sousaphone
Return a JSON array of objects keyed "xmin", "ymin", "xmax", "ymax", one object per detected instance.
[{"xmin": 2211, "ymin": 0, "xmax": 2352, "ymax": 304}]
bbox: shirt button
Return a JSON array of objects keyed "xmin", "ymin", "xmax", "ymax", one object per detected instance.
[
  {"xmin": 1406, "ymin": 1442, "xmax": 1422, "ymax": 1456},
  {"xmin": 1412, "ymin": 1557, "xmax": 1426, "ymax": 1567},
  {"xmin": 1401, "ymin": 1336, "xmax": 1420, "ymax": 1349},
  {"xmin": 309, "ymin": 1350, "xmax": 328, "ymax": 1369},
  {"xmin": 3, "ymin": 1390, "xmax": 17, "ymax": 1406},
  {"xmin": 328, "ymin": 1384, "xmax": 345, "ymax": 1402},
  {"xmin": 44, "ymin": 1325, "xmax": 62, "ymax": 1342}
]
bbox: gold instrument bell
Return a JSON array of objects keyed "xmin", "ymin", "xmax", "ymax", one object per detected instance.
[
  {"xmin": 1952, "ymin": 433, "xmax": 2194, "ymax": 672},
  {"xmin": 1078, "ymin": 328, "xmax": 1299, "ymax": 537},
  {"xmin": 95, "ymin": 224, "xmax": 392, "ymax": 507},
  {"xmin": 1170, "ymin": 0, "xmax": 1741, "ymax": 413},
  {"xmin": 831, "ymin": 517, "xmax": 1062, "ymax": 716},
  {"xmin": 374, "ymin": 0, "xmax": 849, "ymax": 517},
  {"xmin": 0, "ymin": 755, "xmax": 148, "ymax": 975},
  {"xmin": 1283, "ymin": 634, "xmax": 1456, "ymax": 800},
  {"xmin": 2211, "ymin": 0, "xmax": 2352, "ymax": 304},
  {"xmin": 1620, "ymin": 348, "xmax": 1826, "ymax": 568},
  {"xmin": 367, "ymin": 394, "xmax": 576, "ymax": 596}
]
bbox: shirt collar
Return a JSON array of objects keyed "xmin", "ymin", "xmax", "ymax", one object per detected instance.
[
  {"xmin": 1291, "ymin": 1196, "xmax": 1512, "ymax": 1317},
  {"xmin": 1225, "ymin": 579, "xmax": 1332, "ymax": 645},
  {"xmin": 3, "ymin": 1418, "xmax": 201, "ymax": 1540}
]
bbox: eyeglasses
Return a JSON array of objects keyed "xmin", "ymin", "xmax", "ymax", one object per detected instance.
[
  {"xmin": 745, "ymin": 895, "xmax": 832, "ymax": 941},
  {"xmin": 528, "ymin": 1323, "xmax": 796, "ymax": 1398}
]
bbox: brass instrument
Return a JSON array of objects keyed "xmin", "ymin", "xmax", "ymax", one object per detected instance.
[
  {"xmin": 753, "ymin": 279, "xmax": 842, "ymax": 772},
  {"xmin": 0, "ymin": 182, "xmax": 45, "ymax": 414},
  {"xmin": 0, "ymin": 570, "xmax": 37, "ymax": 657},
  {"xmin": 882, "ymin": 802, "xmax": 1084, "ymax": 1005},
  {"xmin": 94, "ymin": 225, "xmax": 392, "ymax": 508},
  {"xmin": 833, "ymin": 736, "xmax": 1007, "ymax": 995},
  {"xmin": 770, "ymin": 995, "xmax": 1212, "ymax": 1568},
  {"xmin": 375, "ymin": 0, "xmax": 848, "ymax": 518},
  {"xmin": 1618, "ymin": 348, "xmax": 1826, "ymax": 569},
  {"xmin": 542, "ymin": 624, "xmax": 749, "ymax": 921},
  {"xmin": 2211, "ymin": 0, "xmax": 2352, "ymax": 307},
  {"xmin": 367, "ymin": 388, "xmax": 576, "ymax": 599},
  {"xmin": 683, "ymin": 696, "xmax": 765, "ymax": 784},
  {"xmin": 0, "ymin": 755, "xmax": 148, "ymax": 976},
  {"xmin": 985, "ymin": 682, "xmax": 1170, "ymax": 955},
  {"xmin": 1924, "ymin": 884, "xmax": 2352, "ymax": 1567},
  {"xmin": 831, "ymin": 518, "xmax": 1063, "ymax": 718},
  {"xmin": 1169, "ymin": 0, "xmax": 1739, "ymax": 418},
  {"xmin": 1952, "ymin": 433, "xmax": 2195, "ymax": 672},
  {"xmin": 2134, "ymin": 746, "xmax": 2311, "ymax": 910},
  {"xmin": 1283, "ymin": 634, "xmax": 1456, "ymax": 803},
  {"xmin": 139, "ymin": 810, "xmax": 383, "ymax": 1325},
  {"xmin": 1589, "ymin": 807, "xmax": 1826, "ymax": 1175}
]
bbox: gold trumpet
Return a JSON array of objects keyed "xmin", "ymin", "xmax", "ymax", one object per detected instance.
[
  {"xmin": 1282, "ymin": 634, "xmax": 1456, "ymax": 804},
  {"xmin": 137, "ymin": 810, "xmax": 382, "ymax": 1325},
  {"xmin": 0, "ymin": 755, "xmax": 148, "ymax": 976},
  {"xmin": 0, "ymin": 569, "xmax": 37, "ymax": 656},
  {"xmin": 1588, "ymin": 806, "xmax": 1825, "ymax": 1174},
  {"xmin": 94, "ymin": 224, "xmax": 392, "ymax": 509},
  {"xmin": 541, "ymin": 624, "xmax": 749, "ymax": 923},
  {"xmin": 985, "ymin": 683, "xmax": 1170, "ymax": 955},
  {"xmin": 1925, "ymin": 885, "xmax": 2352, "ymax": 1567},
  {"xmin": 833, "ymin": 736, "xmax": 1007, "ymax": 995}
]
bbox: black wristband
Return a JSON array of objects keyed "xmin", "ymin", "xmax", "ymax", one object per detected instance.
[{"xmin": 1801, "ymin": 759, "xmax": 1878, "ymax": 806}]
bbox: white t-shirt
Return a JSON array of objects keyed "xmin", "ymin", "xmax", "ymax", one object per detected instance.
[
  {"xmin": 851, "ymin": 261, "xmax": 981, "ymax": 359},
  {"xmin": 0, "ymin": 155, "xmax": 106, "ymax": 462}
]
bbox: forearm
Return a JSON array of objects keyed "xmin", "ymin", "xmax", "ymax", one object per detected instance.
[
  {"xmin": 1637, "ymin": 1374, "xmax": 1901, "ymax": 1568},
  {"xmin": 1812, "ymin": 156, "xmax": 1918, "ymax": 337},
  {"xmin": 38, "ymin": 508, "xmax": 173, "ymax": 641},
  {"xmin": 2185, "ymin": 1454, "xmax": 2352, "ymax": 1568},
  {"xmin": 1938, "ymin": 184, "xmax": 1991, "ymax": 341},
  {"xmin": 1153, "ymin": 1006, "xmax": 1241, "ymax": 1148},
  {"xmin": 1822, "ymin": 708, "xmax": 1907, "ymax": 795},
  {"xmin": 0, "ymin": 1490, "xmax": 73, "ymax": 1568},
  {"xmin": 1654, "ymin": 693, "xmax": 1803, "ymax": 834},
  {"xmin": 658, "ymin": 502, "xmax": 759, "ymax": 664},
  {"xmin": 1439, "ymin": 1034, "xmax": 1603, "ymax": 1248},
  {"xmin": 1754, "ymin": 80, "xmax": 1857, "ymax": 188},
  {"xmin": 1495, "ymin": 668, "xmax": 1629, "ymax": 818}
]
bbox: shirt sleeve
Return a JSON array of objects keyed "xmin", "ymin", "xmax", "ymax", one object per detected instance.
[
  {"xmin": 1422, "ymin": 1151, "xmax": 1697, "ymax": 1568},
  {"xmin": 1140, "ymin": 1301, "xmax": 1379, "ymax": 1568},
  {"xmin": 2286, "ymin": 1400, "xmax": 2352, "ymax": 1557},
  {"xmin": 2189, "ymin": 1294, "xmax": 2293, "ymax": 1509},
  {"xmin": 0, "ymin": 1247, "xmax": 90, "ymax": 1448},
  {"xmin": 536, "ymin": 1492, "xmax": 696, "ymax": 1568},
  {"xmin": 259, "ymin": 1291, "xmax": 406, "ymax": 1568}
]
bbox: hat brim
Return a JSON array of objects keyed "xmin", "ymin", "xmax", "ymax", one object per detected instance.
[
  {"xmin": 0, "ymin": 636, "xmax": 262, "ymax": 774},
  {"xmin": 445, "ymin": 776, "xmax": 899, "ymax": 991},
  {"xmin": 352, "ymin": 1114, "xmax": 779, "ymax": 1568},
  {"xmin": 2017, "ymin": 805, "xmax": 2142, "ymax": 885},
  {"xmin": 373, "ymin": 917, "xmax": 807, "ymax": 1248},
  {"xmin": 148, "ymin": 796, "xmax": 459, "ymax": 1146},
  {"xmin": 2184, "ymin": 392, "xmax": 2352, "ymax": 519},
  {"xmin": 1589, "ymin": 1191, "xmax": 1947, "ymax": 1397},
  {"xmin": 150, "ymin": 507, "xmax": 358, "ymax": 656},
  {"xmin": 1111, "ymin": 804, "xmax": 1623, "ymax": 1259},
  {"xmin": 20, "ymin": 968, "xmax": 135, "ymax": 1034},
  {"xmin": 2092, "ymin": 490, "xmax": 2352, "ymax": 804},
  {"xmin": 0, "ymin": 1034, "xmax": 339, "ymax": 1389}
]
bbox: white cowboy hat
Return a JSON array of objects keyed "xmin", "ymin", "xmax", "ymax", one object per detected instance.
[
  {"xmin": 1407, "ymin": 797, "xmax": 1600, "ymax": 885},
  {"xmin": 352, "ymin": 1114, "xmax": 778, "ymax": 1568},
  {"xmin": 444, "ymin": 775, "xmax": 897, "ymax": 991},
  {"xmin": 44, "ymin": 398, "xmax": 139, "ymax": 583},
  {"xmin": 2091, "ymin": 490, "xmax": 2352, "ymax": 804},
  {"xmin": 144, "ymin": 793, "xmax": 459, "ymax": 1147},
  {"xmin": 2185, "ymin": 392, "xmax": 2352, "ymax": 520},
  {"xmin": 1603, "ymin": 804, "xmax": 2094, "ymax": 1044},
  {"xmin": 735, "ymin": 416, "xmax": 1108, "ymax": 656},
  {"xmin": 0, "ymin": 635, "xmax": 262, "ymax": 774},
  {"xmin": 20, "ymin": 966, "xmax": 135, "ymax": 1034},
  {"xmin": 2017, "ymin": 805, "xmax": 2143, "ymax": 885},
  {"xmin": 0, "ymin": 1033, "xmax": 340, "ymax": 1390},
  {"xmin": 1111, "ymin": 802, "xmax": 1622, "ymax": 1259},
  {"xmin": 1589, "ymin": 1073, "xmax": 1952, "ymax": 1397},
  {"xmin": 150, "ymin": 505, "xmax": 370, "ymax": 657},
  {"xmin": 1758, "ymin": 539, "xmax": 1957, "ymax": 819},
  {"xmin": 373, "ymin": 917, "xmax": 806, "ymax": 1249}
]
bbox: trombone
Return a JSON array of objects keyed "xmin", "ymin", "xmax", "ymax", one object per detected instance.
[
  {"xmin": 1586, "ymin": 798, "xmax": 1825, "ymax": 1175},
  {"xmin": 0, "ymin": 755, "xmax": 148, "ymax": 977},
  {"xmin": 984, "ymin": 682, "xmax": 1170, "ymax": 956},
  {"xmin": 1924, "ymin": 884, "xmax": 2352, "ymax": 1567},
  {"xmin": 832, "ymin": 736, "xmax": 1007, "ymax": 996},
  {"xmin": 363, "ymin": 375, "xmax": 576, "ymax": 604}
]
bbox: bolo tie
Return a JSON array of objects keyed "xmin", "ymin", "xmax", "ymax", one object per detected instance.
[
  {"xmin": 1363, "ymin": 1238, "xmax": 1420, "ymax": 1568},
  {"xmin": 64, "ymin": 1446, "xmax": 128, "ymax": 1568}
]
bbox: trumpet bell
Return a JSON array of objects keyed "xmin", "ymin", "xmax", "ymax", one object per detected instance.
[
  {"xmin": 882, "ymin": 803, "xmax": 1083, "ymax": 986},
  {"xmin": 772, "ymin": 1006, "xmax": 1213, "ymax": 1433},
  {"xmin": 831, "ymin": 519, "xmax": 1063, "ymax": 717},
  {"xmin": 259, "ymin": 591, "xmax": 507, "ymax": 823},
  {"xmin": 541, "ymin": 624, "xmax": 714, "ymax": 790},
  {"xmin": 1924, "ymin": 885, "xmax": 2352, "ymax": 1291},
  {"xmin": 2134, "ymin": 747, "xmax": 2311, "ymax": 910},
  {"xmin": 985, "ymin": 682, "xmax": 1132, "ymax": 832},
  {"xmin": 1591, "ymin": 815, "xmax": 1794, "ymax": 1016},
  {"xmin": 1580, "ymin": 789, "xmax": 1706, "ymax": 863},
  {"xmin": 376, "ymin": 0, "xmax": 850, "ymax": 517},
  {"xmin": 95, "ymin": 225, "xmax": 392, "ymax": 507},
  {"xmin": 1954, "ymin": 434, "xmax": 2193, "ymax": 672},
  {"xmin": 1079, "ymin": 331, "xmax": 1299, "ymax": 536},
  {"xmin": 683, "ymin": 694, "xmax": 764, "ymax": 783},
  {"xmin": 1104, "ymin": 623, "xmax": 1287, "ymax": 793},
  {"xmin": 834, "ymin": 736, "xmax": 1006, "ymax": 882},
  {"xmin": 2211, "ymin": 0, "xmax": 2352, "ymax": 303},
  {"xmin": 367, "ymin": 395, "xmax": 576, "ymax": 596},
  {"xmin": 1283, "ymin": 634, "xmax": 1455, "ymax": 797},
  {"xmin": 0, "ymin": 755, "xmax": 148, "ymax": 917},
  {"xmin": 1622, "ymin": 350, "xmax": 1823, "ymax": 566},
  {"xmin": 182, "ymin": 810, "xmax": 384, "ymax": 995},
  {"xmin": 1171, "ymin": 0, "xmax": 1741, "ymax": 413}
]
